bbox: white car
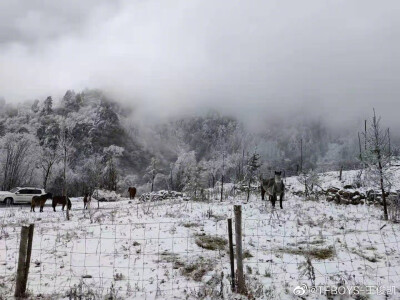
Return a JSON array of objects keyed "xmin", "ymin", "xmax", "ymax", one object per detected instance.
[{"xmin": 0, "ymin": 187, "xmax": 46, "ymax": 205}]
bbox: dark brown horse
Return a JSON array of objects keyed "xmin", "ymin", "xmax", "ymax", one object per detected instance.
[
  {"xmin": 128, "ymin": 187, "xmax": 137, "ymax": 199},
  {"xmin": 31, "ymin": 193, "xmax": 53, "ymax": 212},
  {"xmin": 83, "ymin": 194, "xmax": 91, "ymax": 209},
  {"xmin": 52, "ymin": 196, "xmax": 72, "ymax": 212}
]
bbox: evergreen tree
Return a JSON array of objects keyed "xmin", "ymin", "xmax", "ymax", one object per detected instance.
[
  {"xmin": 31, "ymin": 99, "xmax": 40, "ymax": 113},
  {"xmin": 362, "ymin": 109, "xmax": 392, "ymax": 220},
  {"xmin": 246, "ymin": 149, "xmax": 261, "ymax": 202},
  {"xmin": 42, "ymin": 96, "xmax": 53, "ymax": 115}
]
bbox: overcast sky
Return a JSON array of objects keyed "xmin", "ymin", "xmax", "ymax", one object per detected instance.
[{"xmin": 0, "ymin": 0, "xmax": 399, "ymax": 129}]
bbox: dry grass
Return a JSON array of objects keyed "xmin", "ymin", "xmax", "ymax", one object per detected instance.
[
  {"xmin": 351, "ymin": 248, "xmax": 381, "ymax": 263},
  {"xmin": 195, "ymin": 234, "xmax": 227, "ymax": 251},
  {"xmin": 243, "ymin": 249, "xmax": 253, "ymax": 259},
  {"xmin": 278, "ymin": 246, "xmax": 335, "ymax": 260},
  {"xmin": 181, "ymin": 221, "xmax": 200, "ymax": 228},
  {"xmin": 180, "ymin": 257, "xmax": 214, "ymax": 282},
  {"xmin": 157, "ymin": 251, "xmax": 214, "ymax": 282}
]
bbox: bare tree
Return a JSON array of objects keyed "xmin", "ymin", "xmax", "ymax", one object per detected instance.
[
  {"xmin": 1, "ymin": 134, "xmax": 35, "ymax": 191},
  {"xmin": 146, "ymin": 157, "xmax": 160, "ymax": 192},
  {"xmin": 59, "ymin": 121, "xmax": 74, "ymax": 220},
  {"xmin": 362, "ymin": 109, "xmax": 392, "ymax": 220},
  {"xmin": 220, "ymin": 151, "xmax": 226, "ymax": 202},
  {"xmin": 183, "ymin": 163, "xmax": 205, "ymax": 199},
  {"xmin": 40, "ymin": 146, "xmax": 60, "ymax": 190},
  {"xmin": 297, "ymin": 169, "xmax": 321, "ymax": 199},
  {"xmin": 81, "ymin": 155, "xmax": 103, "ymax": 195},
  {"xmin": 300, "ymin": 138, "xmax": 303, "ymax": 174},
  {"xmin": 204, "ymin": 155, "xmax": 219, "ymax": 189},
  {"xmin": 103, "ymin": 145, "xmax": 124, "ymax": 191}
]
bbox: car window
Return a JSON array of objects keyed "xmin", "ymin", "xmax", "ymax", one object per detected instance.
[
  {"xmin": 10, "ymin": 188, "xmax": 19, "ymax": 193},
  {"xmin": 18, "ymin": 189, "xmax": 29, "ymax": 194},
  {"xmin": 33, "ymin": 190, "xmax": 42, "ymax": 194}
]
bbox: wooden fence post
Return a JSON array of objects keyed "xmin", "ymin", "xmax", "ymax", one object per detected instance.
[
  {"xmin": 22, "ymin": 224, "xmax": 34, "ymax": 293},
  {"xmin": 66, "ymin": 195, "xmax": 70, "ymax": 221},
  {"xmin": 228, "ymin": 218, "xmax": 235, "ymax": 291},
  {"xmin": 15, "ymin": 226, "xmax": 29, "ymax": 297},
  {"xmin": 234, "ymin": 205, "xmax": 245, "ymax": 294}
]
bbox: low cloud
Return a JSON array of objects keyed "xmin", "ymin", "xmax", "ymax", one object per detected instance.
[{"xmin": 0, "ymin": 0, "xmax": 399, "ymax": 130}]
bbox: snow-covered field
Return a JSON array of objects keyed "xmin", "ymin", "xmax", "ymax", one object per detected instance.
[{"xmin": 1, "ymin": 169, "xmax": 400, "ymax": 299}]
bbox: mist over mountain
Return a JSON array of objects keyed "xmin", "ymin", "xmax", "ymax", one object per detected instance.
[
  {"xmin": 1, "ymin": 0, "xmax": 400, "ymax": 132},
  {"xmin": 1, "ymin": 90, "xmax": 382, "ymax": 195}
]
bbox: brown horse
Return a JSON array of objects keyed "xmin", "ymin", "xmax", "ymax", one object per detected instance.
[
  {"xmin": 31, "ymin": 193, "xmax": 53, "ymax": 212},
  {"xmin": 128, "ymin": 187, "xmax": 137, "ymax": 199},
  {"xmin": 83, "ymin": 194, "xmax": 91, "ymax": 209},
  {"xmin": 52, "ymin": 196, "xmax": 72, "ymax": 212}
]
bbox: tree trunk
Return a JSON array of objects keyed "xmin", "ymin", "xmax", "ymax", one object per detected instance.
[
  {"xmin": 63, "ymin": 150, "xmax": 66, "ymax": 197},
  {"xmin": 300, "ymin": 138, "xmax": 303, "ymax": 173},
  {"xmin": 364, "ymin": 119, "xmax": 367, "ymax": 150},
  {"xmin": 388, "ymin": 128, "xmax": 391, "ymax": 166},
  {"xmin": 246, "ymin": 178, "xmax": 251, "ymax": 202},
  {"xmin": 358, "ymin": 132, "xmax": 362, "ymax": 161},
  {"xmin": 170, "ymin": 168, "xmax": 173, "ymax": 191},
  {"xmin": 43, "ymin": 165, "xmax": 51, "ymax": 190},
  {"xmin": 220, "ymin": 153, "xmax": 225, "ymax": 202},
  {"xmin": 220, "ymin": 173, "xmax": 224, "ymax": 202},
  {"xmin": 378, "ymin": 155, "xmax": 388, "ymax": 220},
  {"xmin": 63, "ymin": 144, "xmax": 70, "ymax": 221},
  {"xmin": 241, "ymin": 148, "xmax": 245, "ymax": 180}
]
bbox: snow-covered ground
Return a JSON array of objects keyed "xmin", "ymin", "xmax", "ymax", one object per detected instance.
[{"xmin": 1, "ymin": 169, "xmax": 400, "ymax": 299}]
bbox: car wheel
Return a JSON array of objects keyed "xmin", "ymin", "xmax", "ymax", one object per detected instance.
[{"xmin": 4, "ymin": 198, "xmax": 14, "ymax": 206}]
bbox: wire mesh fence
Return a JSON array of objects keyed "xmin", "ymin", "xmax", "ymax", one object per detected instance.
[
  {"xmin": 1, "ymin": 219, "xmax": 228, "ymax": 298},
  {"xmin": 1, "ymin": 199, "xmax": 400, "ymax": 299}
]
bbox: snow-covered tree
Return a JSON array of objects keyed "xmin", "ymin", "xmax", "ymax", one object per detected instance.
[
  {"xmin": 203, "ymin": 155, "xmax": 220, "ymax": 188},
  {"xmin": 59, "ymin": 120, "xmax": 75, "ymax": 199},
  {"xmin": 42, "ymin": 96, "xmax": 53, "ymax": 115},
  {"xmin": 183, "ymin": 163, "xmax": 205, "ymax": 199},
  {"xmin": 146, "ymin": 157, "xmax": 161, "ymax": 192},
  {"xmin": 103, "ymin": 145, "xmax": 124, "ymax": 191},
  {"xmin": 245, "ymin": 149, "xmax": 261, "ymax": 202},
  {"xmin": 297, "ymin": 169, "xmax": 321, "ymax": 198},
  {"xmin": 40, "ymin": 146, "xmax": 60, "ymax": 190},
  {"xmin": 361, "ymin": 109, "xmax": 392, "ymax": 220},
  {"xmin": 172, "ymin": 151, "xmax": 197, "ymax": 191},
  {"xmin": 0, "ymin": 133, "xmax": 38, "ymax": 190},
  {"xmin": 61, "ymin": 90, "xmax": 82, "ymax": 113},
  {"xmin": 31, "ymin": 100, "xmax": 40, "ymax": 113},
  {"xmin": 80, "ymin": 155, "xmax": 103, "ymax": 194}
]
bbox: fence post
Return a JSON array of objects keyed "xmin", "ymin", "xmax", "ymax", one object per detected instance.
[
  {"xmin": 22, "ymin": 224, "xmax": 34, "ymax": 293},
  {"xmin": 234, "ymin": 205, "xmax": 245, "ymax": 294},
  {"xmin": 15, "ymin": 225, "xmax": 29, "ymax": 297},
  {"xmin": 228, "ymin": 218, "xmax": 235, "ymax": 291},
  {"xmin": 66, "ymin": 196, "xmax": 70, "ymax": 221}
]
